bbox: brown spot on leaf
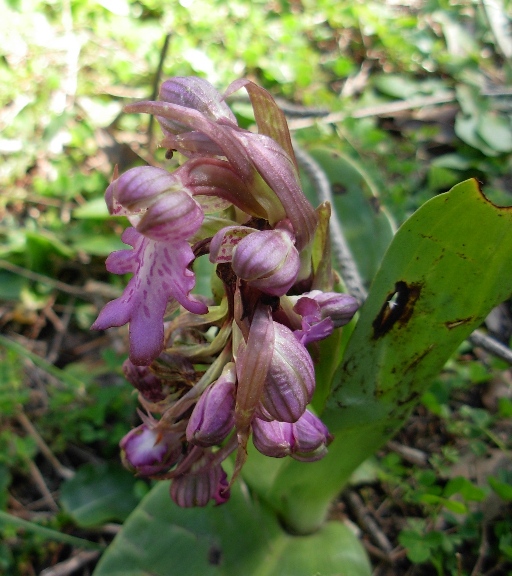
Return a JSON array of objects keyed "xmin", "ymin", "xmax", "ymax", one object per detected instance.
[
  {"xmin": 332, "ymin": 183, "xmax": 347, "ymax": 195},
  {"xmin": 369, "ymin": 196, "xmax": 381, "ymax": 214},
  {"xmin": 403, "ymin": 345, "xmax": 435, "ymax": 374},
  {"xmin": 208, "ymin": 545, "xmax": 222, "ymax": 565},
  {"xmin": 372, "ymin": 281, "xmax": 423, "ymax": 339},
  {"xmin": 396, "ymin": 390, "xmax": 420, "ymax": 407},
  {"xmin": 445, "ymin": 317, "xmax": 473, "ymax": 330}
]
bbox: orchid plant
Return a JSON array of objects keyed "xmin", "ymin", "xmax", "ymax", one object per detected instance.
[{"xmin": 92, "ymin": 77, "xmax": 512, "ymax": 576}]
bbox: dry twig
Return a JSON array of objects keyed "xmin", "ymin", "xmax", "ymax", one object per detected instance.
[
  {"xmin": 345, "ymin": 490, "xmax": 394, "ymax": 555},
  {"xmin": 17, "ymin": 412, "xmax": 75, "ymax": 480},
  {"xmin": 288, "ymin": 92, "xmax": 457, "ymax": 131},
  {"xmin": 25, "ymin": 460, "xmax": 59, "ymax": 512},
  {"xmin": 39, "ymin": 550, "xmax": 101, "ymax": 576},
  {"xmin": 386, "ymin": 441, "xmax": 429, "ymax": 467}
]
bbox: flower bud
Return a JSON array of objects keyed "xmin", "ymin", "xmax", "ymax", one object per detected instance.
[
  {"xmin": 186, "ymin": 363, "xmax": 236, "ymax": 447},
  {"xmin": 120, "ymin": 424, "xmax": 182, "ymax": 476},
  {"xmin": 251, "ymin": 418, "xmax": 293, "ymax": 458},
  {"xmin": 156, "ymin": 77, "xmax": 238, "ymax": 158},
  {"xmin": 123, "ymin": 359, "xmax": 168, "ymax": 402},
  {"xmin": 170, "ymin": 456, "xmax": 230, "ymax": 507},
  {"xmin": 258, "ymin": 322, "xmax": 315, "ymax": 422},
  {"xmin": 232, "ymin": 229, "xmax": 300, "ymax": 296},
  {"xmin": 291, "ymin": 410, "xmax": 333, "ymax": 462},
  {"xmin": 252, "ymin": 410, "xmax": 331, "ymax": 462}
]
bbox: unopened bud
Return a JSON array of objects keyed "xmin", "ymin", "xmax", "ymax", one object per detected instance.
[
  {"xmin": 258, "ymin": 322, "xmax": 315, "ymax": 422},
  {"xmin": 232, "ymin": 229, "xmax": 300, "ymax": 296},
  {"xmin": 252, "ymin": 409, "xmax": 331, "ymax": 462},
  {"xmin": 186, "ymin": 363, "xmax": 236, "ymax": 447},
  {"xmin": 170, "ymin": 455, "xmax": 230, "ymax": 507}
]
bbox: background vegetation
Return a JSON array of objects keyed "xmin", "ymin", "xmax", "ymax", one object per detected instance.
[{"xmin": 1, "ymin": 0, "xmax": 511, "ymax": 574}]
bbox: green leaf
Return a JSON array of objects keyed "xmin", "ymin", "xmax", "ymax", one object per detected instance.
[
  {"xmin": 0, "ymin": 271, "xmax": 25, "ymax": 301},
  {"xmin": 0, "ymin": 511, "xmax": 102, "ymax": 550},
  {"xmin": 398, "ymin": 530, "xmax": 431, "ymax": 563},
  {"xmin": 373, "ymin": 74, "xmax": 423, "ymax": 99},
  {"xmin": 310, "ymin": 325, "xmax": 345, "ymax": 413},
  {"xmin": 93, "ymin": 479, "xmax": 371, "ymax": 576},
  {"xmin": 488, "ymin": 474, "xmax": 512, "ymax": 502},
  {"xmin": 72, "ymin": 234, "xmax": 127, "ymax": 257},
  {"xmin": 0, "ymin": 464, "xmax": 11, "ymax": 510},
  {"xmin": 441, "ymin": 499, "xmax": 468, "ymax": 515},
  {"xmin": 246, "ymin": 179, "xmax": 512, "ymax": 534},
  {"xmin": 24, "ymin": 230, "xmax": 74, "ymax": 272},
  {"xmin": 60, "ymin": 463, "xmax": 141, "ymax": 527},
  {"xmin": 477, "ymin": 111, "xmax": 512, "ymax": 153},
  {"xmin": 444, "ymin": 476, "xmax": 487, "ymax": 502},
  {"xmin": 301, "ymin": 148, "xmax": 396, "ymax": 288},
  {"xmin": 73, "ymin": 198, "xmax": 111, "ymax": 219},
  {"xmin": 0, "ymin": 334, "xmax": 86, "ymax": 393}
]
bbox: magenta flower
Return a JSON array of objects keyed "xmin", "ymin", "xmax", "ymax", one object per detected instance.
[
  {"xmin": 124, "ymin": 77, "xmax": 318, "ymax": 251},
  {"xmin": 91, "ymin": 166, "xmax": 208, "ymax": 366},
  {"xmin": 91, "ymin": 226, "xmax": 207, "ymax": 366},
  {"xmin": 258, "ymin": 321, "xmax": 315, "ymax": 423},
  {"xmin": 122, "ymin": 359, "xmax": 169, "ymax": 403},
  {"xmin": 210, "ymin": 225, "xmax": 300, "ymax": 296}
]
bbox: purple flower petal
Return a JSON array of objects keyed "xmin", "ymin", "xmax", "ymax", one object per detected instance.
[
  {"xmin": 120, "ymin": 424, "xmax": 182, "ymax": 476},
  {"xmin": 227, "ymin": 130, "xmax": 318, "ymax": 250},
  {"xmin": 137, "ymin": 189, "xmax": 204, "ymax": 243},
  {"xmin": 92, "ymin": 228, "xmax": 207, "ymax": 365},
  {"xmin": 170, "ymin": 453, "xmax": 230, "ymax": 507},
  {"xmin": 159, "ymin": 77, "xmax": 237, "ymax": 128},
  {"xmin": 186, "ymin": 363, "xmax": 236, "ymax": 447},
  {"xmin": 209, "ymin": 226, "xmax": 255, "ymax": 264}
]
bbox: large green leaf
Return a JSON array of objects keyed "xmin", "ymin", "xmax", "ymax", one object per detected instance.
[
  {"xmin": 93, "ymin": 478, "xmax": 371, "ymax": 576},
  {"xmin": 60, "ymin": 463, "xmax": 141, "ymax": 528},
  {"xmin": 244, "ymin": 179, "xmax": 512, "ymax": 533}
]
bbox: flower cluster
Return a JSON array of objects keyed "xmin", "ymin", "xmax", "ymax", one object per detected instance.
[{"xmin": 92, "ymin": 77, "xmax": 358, "ymax": 507}]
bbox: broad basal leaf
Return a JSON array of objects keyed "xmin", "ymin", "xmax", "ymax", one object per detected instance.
[
  {"xmin": 246, "ymin": 179, "xmax": 512, "ymax": 534},
  {"xmin": 93, "ymin": 477, "xmax": 371, "ymax": 576}
]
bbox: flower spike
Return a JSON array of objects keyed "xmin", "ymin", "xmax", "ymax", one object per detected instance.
[{"xmin": 92, "ymin": 76, "xmax": 358, "ymax": 507}]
